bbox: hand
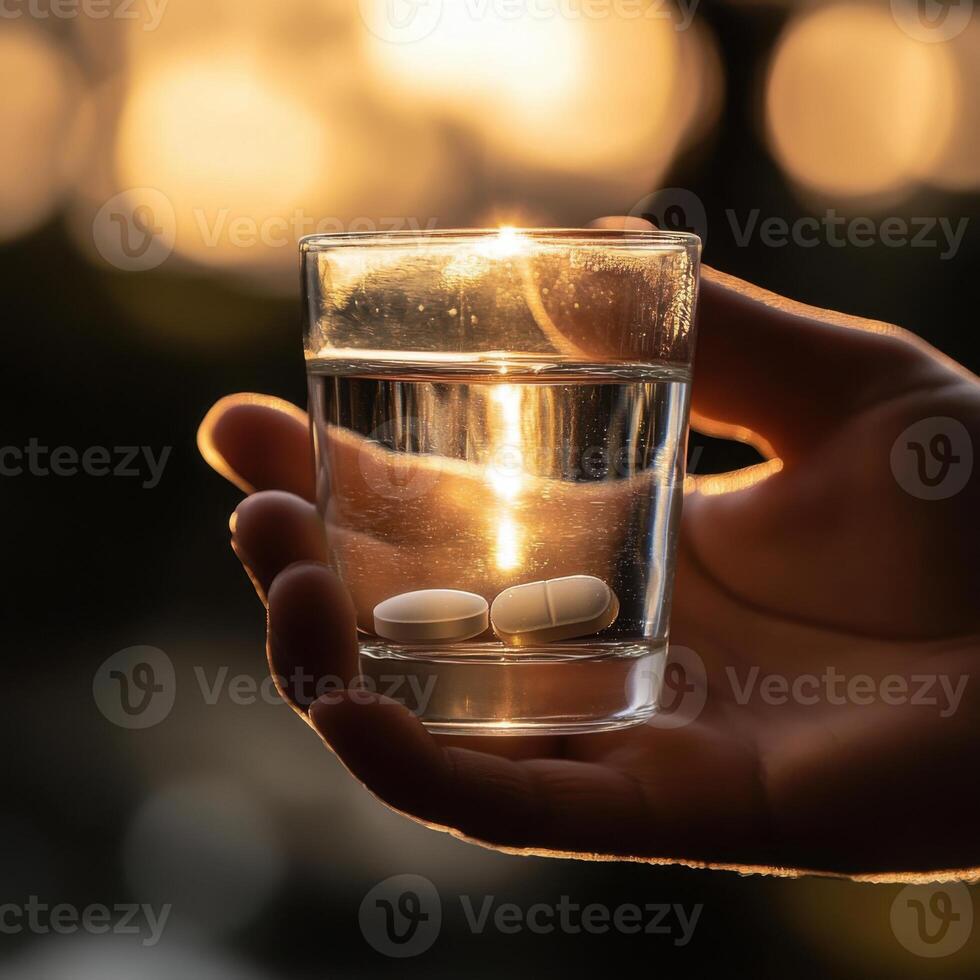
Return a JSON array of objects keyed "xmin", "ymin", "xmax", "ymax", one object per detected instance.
[{"xmin": 198, "ymin": 229, "xmax": 980, "ymax": 880}]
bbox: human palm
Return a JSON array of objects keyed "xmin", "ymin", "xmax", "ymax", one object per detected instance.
[{"xmin": 199, "ymin": 259, "xmax": 979, "ymax": 880}]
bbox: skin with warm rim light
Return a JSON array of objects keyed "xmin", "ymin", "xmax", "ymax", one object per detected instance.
[{"xmin": 198, "ymin": 218, "xmax": 980, "ymax": 881}]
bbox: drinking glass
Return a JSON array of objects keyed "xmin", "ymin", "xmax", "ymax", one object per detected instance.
[{"xmin": 301, "ymin": 228, "xmax": 700, "ymax": 734}]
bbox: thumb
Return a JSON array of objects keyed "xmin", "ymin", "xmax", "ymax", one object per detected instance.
[{"xmin": 592, "ymin": 215, "xmax": 969, "ymax": 463}]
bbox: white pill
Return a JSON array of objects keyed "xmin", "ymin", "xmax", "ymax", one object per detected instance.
[
  {"xmin": 373, "ymin": 589, "xmax": 489, "ymax": 643},
  {"xmin": 490, "ymin": 575, "xmax": 619, "ymax": 646}
]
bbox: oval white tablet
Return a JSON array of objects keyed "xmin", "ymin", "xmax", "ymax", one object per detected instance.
[
  {"xmin": 373, "ymin": 589, "xmax": 489, "ymax": 643},
  {"xmin": 490, "ymin": 575, "xmax": 619, "ymax": 646}
]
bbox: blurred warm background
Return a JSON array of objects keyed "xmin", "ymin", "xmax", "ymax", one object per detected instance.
[{"xmin": 2, "ymin": 0, "xmax": 979, "ymax": 976}]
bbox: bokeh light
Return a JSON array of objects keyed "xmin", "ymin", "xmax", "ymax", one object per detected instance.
[
  {"xmin": 361, "ymin": 2, "xmax": 691, "ymax": 177},
  {"xmin": 0, "ymin": 935, "xmax": 277, "ymax": 980},
  {"xmin": 675, "ymin": 19, "xmax": 724, "ymax": 155},
  {"xmin": 923, "ymin": 20, "xmax": 980, "ymax": 191},
  {"xmin": 122, "ymin": 776, "xmax": 285, "ymax": 937},
  {"xmin": 0, "ymin": 27, "xmax": 84, "ymax": 241},
  {"xmin": 61, "ymin": 0, "xmax": 722, "ymax": 301},
  {"xmin": 777, "ymin": 878, "xmax": 980, "ymax": 978},
  {"xmin": 365, "ymin": 1, "xmax": 584, "ymax": 117},
  {"xmin": 3, "ymin": 4, "xmax": 980, "ymax": 979},
  {"xmin": 764, "ymin": 3, "xmax": 957, "ymax": 201},
  {"xmin": 115, "ymin": 48, "xmax": 329, "ymax": 269}
]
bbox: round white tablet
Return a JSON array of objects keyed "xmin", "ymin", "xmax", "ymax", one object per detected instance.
[
  {"xmin": 373, "ymin": 589, "xmax": 490, "ymax": 643},
  {"xmin": 490, "ymin": 575, "xmax": 619, "ymax": 646}
]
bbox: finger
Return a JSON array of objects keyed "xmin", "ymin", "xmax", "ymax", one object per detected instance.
[
  {"xmin": 271, "ymin": 558, "xmax": 562, "ymax": 757},
  {"xmin": 316, "ymin": 424, "xmax": 480, "ymax": 542},
  {"xmin": 266, "ymin": 561, "xmax": 359, "ymax": 710},
  {"xmin": 264, "ymin": 560, "xmax": 534, "ymax": 758},
  {"xmin": 521, "ymin": 219, "xmax": 694, "ymax": 364},
  {"xmin": 589, "ymin": 216, "xmax": 657, "ymax": 231},
  {"xmin": 680, "ymin": 376, "xmax": 980, "ymax": 637},
  {"xmin": 694, "ymin": 267, "xmax": 962, "ymax": 462},
  {"xmin": 198, "ymin": 393, "xmax": 314, "ymax": 500},
  {"xmin": 309, "ymin": 692, "xmax": 638, "ymax": 851},
  {"xmin": 309, "ymin": 694, "xmax": 772, "ymax": 865},
  {"xmin": 321, "ymin": 424, "xmax": 633, "ymax": 554},
  {"xmin": 592, "ymin": 216, "xmax": 969, "ymax": 462},
  {"xmin": 231, "ymin": 491, "xmax": 327, "ymax": 598}
]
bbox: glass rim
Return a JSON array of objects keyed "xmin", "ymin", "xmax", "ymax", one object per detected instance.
[{"xmin": 299, "ymin": 227, "xmax": 701, "ymax": 251}]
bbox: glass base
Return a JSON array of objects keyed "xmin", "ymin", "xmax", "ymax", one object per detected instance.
[{"xmin": 358, "ymin": 640, "xmax": 666, "ymax": 736}]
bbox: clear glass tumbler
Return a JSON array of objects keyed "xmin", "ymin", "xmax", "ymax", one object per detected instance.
[{"xmin": 301, "ymin": 228, "xmax": 700, "ymax": 735}]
